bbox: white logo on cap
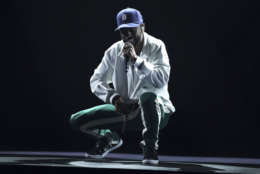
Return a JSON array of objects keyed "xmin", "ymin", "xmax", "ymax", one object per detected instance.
[{"xmin": 122, "ymin": 14, "xmax": 127, "ymax": 21}]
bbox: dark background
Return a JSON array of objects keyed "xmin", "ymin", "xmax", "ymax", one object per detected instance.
[{"xmin": 1, "ymin": 0, "xmax": 259, "ymax": 157}]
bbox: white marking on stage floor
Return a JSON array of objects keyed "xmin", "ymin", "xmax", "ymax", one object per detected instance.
[
  {"xmin": 69, "ymin": 161, "xmax": 181, "ymax": 172},
  {"xmin": 0, "ymin": 151, "xmax": 260, "ymax": 165}
]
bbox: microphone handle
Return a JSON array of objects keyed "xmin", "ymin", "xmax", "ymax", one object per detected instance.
[
  {"xmin": 124, "ymin": 41, "xmax": 131, "ymax": 73},
  {"xmin": 125, "ymin": 54, "xmax": 129, "ymax": 73}
]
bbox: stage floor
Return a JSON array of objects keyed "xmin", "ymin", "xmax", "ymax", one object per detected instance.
[{"xmin": 0, "ymin": 151, "xmax": 259, "ymax": 174}]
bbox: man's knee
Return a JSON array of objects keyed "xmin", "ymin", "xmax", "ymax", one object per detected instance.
[
  {"xmin": 140, "ymin": 92, "xmax": 157, "ymax": 106},
  {"xmin": 69, "ymin": 112, "xmax": 81, "ymax": 131}
]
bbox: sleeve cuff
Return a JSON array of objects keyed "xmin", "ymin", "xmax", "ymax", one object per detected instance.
[
  {"xmin": 135, "ymin": 56, "xmax": 144, "ymax": 68},
  {"xmin": 134, "ymin": 56, "xmax": 154, "ymax": 76},
  {"xmin": 110, "ymin": 93, "xmax": 120, "ymax": 104}
]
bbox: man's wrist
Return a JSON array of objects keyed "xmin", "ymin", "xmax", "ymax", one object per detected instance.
[
  {"xmin": 134, "ymin": 56, "xmax": 144, "ymax": 68},
  {"xmin": 112, "ymin": 95, "xmax": 120, "ymax": 105},
  {"xmin": 130, "ymin": 55, "xmax": 137, "ymax": 63}
]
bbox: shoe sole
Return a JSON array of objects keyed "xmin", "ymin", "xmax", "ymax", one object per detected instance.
[
  {"xmin": 86, "ymin": 139, "xmax": 123, "ymax": 159},
  {"xmin": 142, "ymin": 159, "xmax": 159, "ymax": 165}
]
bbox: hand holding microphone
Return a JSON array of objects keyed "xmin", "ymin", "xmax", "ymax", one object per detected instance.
[
  {"xmin": 113, "ymin": 95, "xmax": 138, "ymax": 115},
  {"xmin": 122, "ymin": 41, "xmax": 137, "ymax": 63}
]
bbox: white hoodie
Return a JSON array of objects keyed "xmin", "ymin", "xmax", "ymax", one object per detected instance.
[{"xmin": 90, "ymin": 32, "xmax": 175, "ymax": 114}]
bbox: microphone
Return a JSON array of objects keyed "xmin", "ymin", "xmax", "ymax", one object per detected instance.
[
  {"xmin": 125, "ymin": 54, "xmax": 129, "ymax": 73},
  {"xmin": 124, "ymin": 41, "xmax": 131, "ymax": 73}
]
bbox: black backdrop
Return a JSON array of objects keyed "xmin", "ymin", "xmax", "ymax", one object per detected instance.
[{"xmin": 1, "ymin": 0, "xmax": 259, "ymax": 157}]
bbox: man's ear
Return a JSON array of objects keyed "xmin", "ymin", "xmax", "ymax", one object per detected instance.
[{"xmin": 141, "ymin": 23, "xmax": 145, "ymax": 32}]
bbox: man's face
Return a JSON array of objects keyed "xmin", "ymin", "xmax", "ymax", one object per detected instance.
[{"xmin": 119, "ymin": 25, "xmax": 143, "ymax": 47}]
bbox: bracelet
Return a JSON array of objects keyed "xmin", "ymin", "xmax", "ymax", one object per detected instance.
[{"xmin": 112, "ymin": 95, "xmax": 120, "ymax": 105}]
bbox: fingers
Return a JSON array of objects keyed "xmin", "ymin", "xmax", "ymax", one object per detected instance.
[
  {"xmin": 116, "ymin": 103, "xmax": 133, "ymax": 115},
  {"xmin": 123, "ymin": 42, "xmax": 134, "ymax": 52},
  {"xmin": 123, "ymin": 46, "xmax": 135, "ymax": 58},
  {"xmin": 124, "ymin": 41, "xmax": 134, "ymax": 47},
  {"xmin": 123, "ymin": 46, "xmax": 132, "ymax": 53},
  {"xmin": 115, "ymin": 100, "xmax": 123, "ymax": 113},
  {"xmin": 115, "ymin": 101, "xmax": 127, "ymax": 114}
]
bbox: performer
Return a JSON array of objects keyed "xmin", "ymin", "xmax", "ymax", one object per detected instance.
[{"xmin": 70, "ymin": 7, "xmax": 175, "ymax": 165}]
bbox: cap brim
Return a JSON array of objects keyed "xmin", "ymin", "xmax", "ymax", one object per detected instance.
[{"xmin": 114, "ymin": 23, "xmax": 141, "ymax": 31}]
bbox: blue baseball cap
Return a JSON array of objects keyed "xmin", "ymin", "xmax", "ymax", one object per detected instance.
[{"xmin": 115, "ymin": 8, "xmax": 144, "ymax": 31}]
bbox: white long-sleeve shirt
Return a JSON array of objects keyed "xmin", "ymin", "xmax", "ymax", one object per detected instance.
[{"xmin": 90, "ymin": 32, "xmax": 175, "ymax": 114}]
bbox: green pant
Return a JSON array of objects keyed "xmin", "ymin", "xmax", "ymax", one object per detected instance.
[{"xmin": 70, "ymin": 92, "xmax": 172, "ymax": 150}]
